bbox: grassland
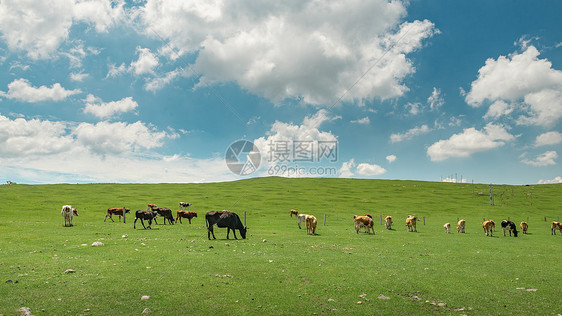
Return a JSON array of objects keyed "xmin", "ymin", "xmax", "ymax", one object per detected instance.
[{"xmin": 0, "ymin": 177, "xmax": 560, "ymax": 315}]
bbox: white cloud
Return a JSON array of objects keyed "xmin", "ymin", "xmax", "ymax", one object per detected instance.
[
  {"xmin": 73, "ymin": 121, "xmax": 173, "ymax": 156},
  {"xmin": 82, "ymin": 94, "xmax": 138, "ymax": 119},
  {"xmin": 405, "ymin": 102, "xmax": 422, "ymax": 115},
  {"xmin": 70, "ymin": 72, "xmax": 89, "ymax": 82},
  {"xmin": 106, "ymin": 62, "xmax": 127, "ymax": 78},
  {"xmin": 483, "ymin": 100, "xmax": 513, "ymax": 120},
  {"xmin": 538, "ymin": 176, "xmax": 562, "ymax": 184},
  {"xmin": 0, "ymin": 78, "xmax": 81, "ymax": 102},
  {"xmin": 390, "ymin": 124, "xmax": 430, "ymax": 143},
  {"xmin": 0, "ymin": 0, "xmax": 123, "ymax": 59},
  {"xmin": 521, "ymin": 151, "xmax": 557, "ymax": 166},
  {"xmin": 356, "ymin": 163, "xmax": 386, "ymax": 176},
  {"xmin": 339, "ymin": 159, "xmax": 355, "ymax": 178},
  {"xmin": 535, "ymin": 131, "xmax": 562, "ymax": 147},
  {"xmin": 144, "ymin": 69, "xmax": 183, "ymax": 92},
  {"xmin": 0, "ymin": 114, "xmax": 73, "ymax": 157},
  {"xmin": 351, "ymin": 117, "xmax": 370, "ymax": 125},
  {"xmin": 427, "ymin": 87, "xmax": 444, "ymax": 111},
  {"xmin": 141, "ymin": 0, "xmax": 437, "ymax": 105},
  {"xmin": 427, "ymin": 123, "xmax": 515, "ymax": 161},
  {"xmin": 386, "ymin": 155, "xmax": 397, "ymax": 163},
  {"xmin": 130, "ymin": 47, "xmax": 159, "ymax": 75},
  {"xmin": 465, "ymin": 45, "xmax": 562, "ymax": 127}
]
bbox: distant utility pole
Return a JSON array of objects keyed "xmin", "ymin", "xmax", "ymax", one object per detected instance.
[
  {"xmin": 472, "ymin": 180, "xmax": 474, "ymax": 194},
  {"xmin": 489, "ymin": 184, "xmax": 494, "ymax": 206}
]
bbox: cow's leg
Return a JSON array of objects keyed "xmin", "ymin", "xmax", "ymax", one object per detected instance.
[
  {"xmin": 188, "ymin": 218, "xmax": 192, "ymax": 224},
  {"xmin": 147, "ymin": 219, "xmax": 152, "ymax": 229},
  {"xmin": 153, "ymin": 217, "xmax": 158, "ymax": 225},
  {"xmin": 134, "ymin": 218, "xmax": 138, "ymax": 229},
  {"xmin": 119, "ymin": 215, "xmax": 122, "ymax": 222},
  {"xmin": 233, "ymin": 229, "xmax": 238, "ymax": 240},
  {"xmin": 104, "ymin": 214, "xmax": 108, "ymax": 222}
]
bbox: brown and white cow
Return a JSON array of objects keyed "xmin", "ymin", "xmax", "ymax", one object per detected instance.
[
  {"xmin": 444, "ymin": 222, "xmax": 451, "ymax": 233},
  {"xmin": 290, "ymin": 209, "xmax": 299, "ymax": 218},
  {"xmin": 61, "ymin": 205, "xmax": 76, "ymax": 227},
  {"xmin": 353, "ymin": 215, "xmax": 374, "ymax": 234},
  {"xmin": 305, "ymin": 215, "xmax": 317, "ymax": 235},
  {"xmin": 520, "ymin": 221, "xmax": 528, "ymax": 234},
  {"xmin": 179, "ymin": 202, "xmax": 192, "ymax": 210},
  {"xmin": 176, "ymin": 210, "xmax": 197, "ymax": 224},
  {"xmin": 551, "ymin": 221, "xmax": 562, "ymax": 235},
  {"xmin": 457, "ymin": 219, "xmax": 466, "ymax": 233},
  {"xmin": 104, "ymin": 207, "xmax": 130, "ymax": 222},
  {"xmin": 482, "ymin": 219, "xmax": 495, "ymax": 236},
  {"xmin": 406, "ymin": 216, "xmax": 418, "ymax": 232},
  {"xmin": 384, "ymin": 216, "xmax": 393, "ymax": 230},
  {"xmin": 297, "ymin": 213, "xmax": 310, "ymax": 229}
]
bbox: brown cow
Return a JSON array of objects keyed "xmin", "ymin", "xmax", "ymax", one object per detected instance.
[
  {"xmin": 385, "ymin": 216, "xmax": 393, "ymax": 230},
  {"xmin": 551, "ymin": 221, "xmax": 562, "ymax": 235},
  {"xmin": 457, "ymin": 219, "xmax": 466, "ymax": 233},
  {"xmin": 176, "ymin": 210, "xmax": 197, "ymax": 224},
  {"xmin": 444, "ymin": 222, "xmax": 451, "ymax": 233},
  {"xmin": 520, "ymin": 221, "xmax": 528, "ymax": 234},
  {"xmin": 104, "ymin": 207, "xmax": 130, "ymax": 222},
  {"xmin": 483, "ymin": 219, "xmax": 495, "ymax": 236},
  {"xmin": 290, "ymin": 209, "xmax": 299, "ymax": 217},
  {"xmin": 305, "ymin": 215, "xmax": 317, "ymax": 235},
  {"xmin": 406, "ymin": 216, "xmax": 418, "ymax": 232},
  {"xmin": 353, "ymin": 215, "xmax": 374, "ymax": 234}
]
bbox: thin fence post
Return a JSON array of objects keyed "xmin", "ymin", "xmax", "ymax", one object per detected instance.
[
  {"xmin": 324, "ymin": 214, "xmax": 326, "ymax": 226},
  {"xmin": 508, "ymin": 216, "xmax": 510, "ymax": 221},
  {"xmin": 244, "ymin": 212, "xmax": 246, "ymax": 226},
  {"xmin": 123, "ymin": 206, "xmax": 126, "ymax": 224},
  {"xmin": 490, "ymin": 184, "xmax": 494, "ymax": 206},
  {"xmin": 544, "ymin": 216, "xmax": 546, "ymax": 222},
  {"xmin": 423, "ymin": 216, "xmax": 426, "ymax": 226},
  {"xmin": 380, "ymin": 214, "xmax": 382, "ymax": 225}
]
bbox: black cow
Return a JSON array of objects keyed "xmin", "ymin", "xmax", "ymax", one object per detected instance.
[
  {"xmin": 501, "ymin": 220, "xmax": 518, "ymax": 237},
  {"xmin": 149, "ymin": 205, "xmax": 175, "ymax": 225},
  {"xmin": 205, "ymin": 211, "xmax": 247, "ymax": 240},
  {"xmin": 134, "ymin": 210, "xmax": 158, "ymax": 229}
]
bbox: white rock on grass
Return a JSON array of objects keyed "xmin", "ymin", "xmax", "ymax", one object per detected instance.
[
  {"xmin": 64, "ymin": 269, "xmax": 76, "ymax": 274},
  {"xmin": 142, "ymin": 308, "xmax": 151, "ymax": 314},
  {"xmin": 91, "ymin": 241, "xmax": 104, "ymax": 247},
  {"xmin": 141, "ymin": 296, "xmax": 150, "ymax": 300},
  {"xmin": 17, "ymin": 307, "xmax": 33, "ymax": 316}
]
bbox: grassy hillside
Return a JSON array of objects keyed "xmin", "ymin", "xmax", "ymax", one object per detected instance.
[{"xmin": 0, "ymin": 178, "xmax": 560, "ymax": 315}]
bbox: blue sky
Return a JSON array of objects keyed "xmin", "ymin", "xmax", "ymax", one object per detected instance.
[{"xmin": 0, "ymin": 0, "xmax": 560, "ymax": 184}]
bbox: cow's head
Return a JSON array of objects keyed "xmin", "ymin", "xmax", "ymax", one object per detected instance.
[
  {"xmin": 240, "ymin": 226, "xmax": 247, "ymax": 239},
  {"xmin": 72, "ymin": 208, "xmax": 79, "ymax": 216},
  {"xmin": 125, "ymin": 208, "xmax": 131, "ymax": 214},
  {"xmin": 512, "ymin": 229, "xmax": 518, "ymax": 237}
]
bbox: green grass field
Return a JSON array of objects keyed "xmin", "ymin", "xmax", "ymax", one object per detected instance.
[{"xmin": 0, "ymin": 177, "xmax": 560, "ymax": 315}]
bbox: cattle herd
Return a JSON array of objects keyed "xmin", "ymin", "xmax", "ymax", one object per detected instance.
[{"xmin": 61, "ymin": 204, "xmax": 562, "ymax": 239}]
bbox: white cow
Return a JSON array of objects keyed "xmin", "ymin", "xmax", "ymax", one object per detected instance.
[
  {"xmin": 61, "ymin": 205, "xmax": 74, "ymax": 227},
  {"xmin": 297, "ymin": 213, "xmax": 310, "ymax": 229},
  {"xmin": 443, "ymin": 222, "xmax": 451, "ymax": 233}
]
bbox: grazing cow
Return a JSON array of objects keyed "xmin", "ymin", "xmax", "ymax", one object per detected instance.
[
  {"xmin": 520, "ymin": 221, "xmax": 528, "ymax": 234},
  {"xmin": 384, "ymin": 216, "xmax": 393, "ymax": 230},
  {"xmin": 444, "ymin": 222, "xmax": 451, "ymax": 233},
  {"xmin": 501, "ymin": 220, "xmax": 518, "ymax": 237},
  {"xmin": 61, "ymin": 205, "xmax": 76, "ymax": 227},
  {"xmin": 297, "ymin": 213, "xmax": 310, "ymax": 229},
  {"xmin": 306, "ymin": 215, "xmax": 317, "ymax": 235},
  {"xmin": 290, "ymin": 209, "xmax": 299, "ymax": 217},
  {"xmin": 551, "ymin": 221, "xmax": 562, "ymax": 235},
  {"xmin": 206, "ymin": 211, "xmax": 247, "ymax": 240},
  {"xmin": 457, "ymin": 219, "xmax": 466, "ymax": 233},
  {"xmin": 353, "ymin": 215, "xmax": 374, "ymax": 234},
  {"xmin": 482, "ymin": 219, "xmax": 495, "ymax": 236},
  {"xmin": 176, "ymin": 210, "xmax": 197, "ymax": 224},
  {"xmin": 148, "ymin": 205, "xmax": 175, "ymax": 225},
  {"xmin": 104, "ymin": 207, "xmax": 130, "ymax": 222},
  {"xmin": 134, "ymin": 210, "xmax": 158, "ymax": 229},
  {"xmin": 406, "ymin": 216, "xmax": 418, "ymax": 232},
  {"xmin": 179, "ymin": 202, "xmax": 192, "ymax": 210}
]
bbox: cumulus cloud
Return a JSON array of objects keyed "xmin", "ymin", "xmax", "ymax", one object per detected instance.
[
  {"xmin": 253, "ymin": 109, "xmax": 338, "ymax": 164},
  {"xmin": 390, "ymin": 124, "xmax": 430, "ymax": 143},
  {"xmin": 70, "ymin": 72, "xmax": 89, "ymax": 82},
  {"xmin": 465, "ymin": 45, "xmax": 562, "ymax": 127},
  {"xmin": 386, "ymin": 154, "xmax": 397, "ymax": 163},
  {"xmin": 521, "ymin": 151, "xmax": 557, "ymax": 166},
  {"xmin": 130, "ymin": 47, "xmax": 159, "ymax": 75},
  {"xmin": 141, "ymin": 0, "xmax": 437, "ymax": 105},
  {"xmin": 82, "ymin": 94, "xmax": 138, "ymax": 119},
  {"xmin": 538, "ymin": 176, "xmax": 562, "ymax": 184},
  {"xmin": 427, "ymin": 87, "xmax": 444, "ymax": 111},
  {"xmin": 339, "ymin": 159, "xmax": 356, "ymax": 178},
  {"xmin": 0, "ymin": 78, "xmax": 81, "ymax": 102},
  {"xmin": 427, "ymin": 123, "xmax": 515, "ymax": 161},
  {"xmin": 535, "ymin": 131, "xmax": 562, "ymax": 147},
  {"xmin": 356, "ymin": 163, "xmax": 386, "ymax": 176},
  {"xmin": 0, "ymin": 0, "xmax": 123, "ymax": 59}
]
